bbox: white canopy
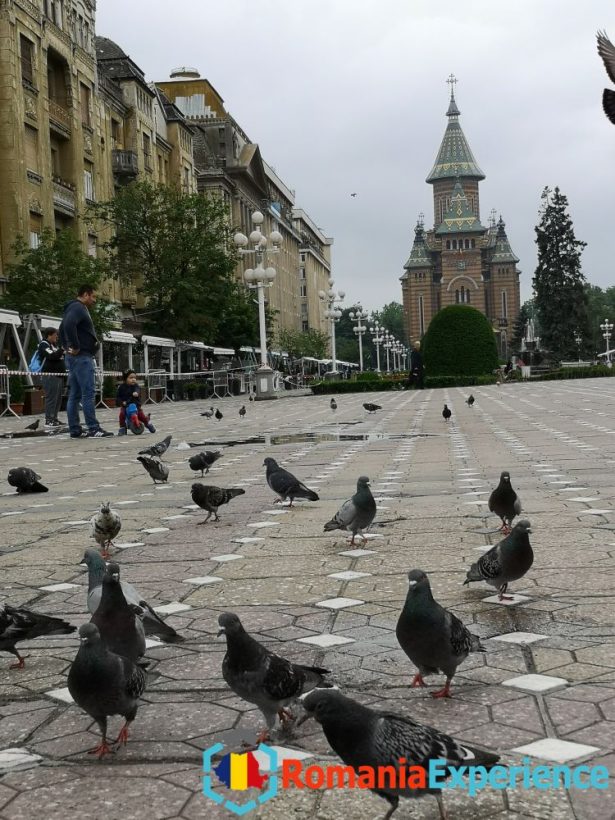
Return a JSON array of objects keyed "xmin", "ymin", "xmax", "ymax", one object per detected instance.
[
  {"xmin": 141, "ymin": 335, "xmax": 175, "ymax": 348},
  {"xmin": 212, "ymin": 346, "xmax": 234, "ymax": 356},
  {"xmin": 0, "ymin": 309, "xmax": 22, "ymax": 327},
  {"xmin": 104, "ymin": 330, "xmax": 138, "ymax": 345}
]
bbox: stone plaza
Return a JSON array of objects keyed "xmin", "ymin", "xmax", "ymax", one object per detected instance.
[{"xmin": 0, "ymin": 381, "xmax": 614, "ymax": 819}]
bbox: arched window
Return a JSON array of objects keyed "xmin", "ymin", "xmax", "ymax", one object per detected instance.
[
  {"xmin": 471, "ymin": 239, "xmax": 475, "ymax": 248},
  {"xmin": 455, "ymin": 289, "xmax": 460, "ymax": 304},
  {"xmin": 446, "ymin": 240, "xmax": 451, "ymax": 250},
  {"xmin": 465, "ymin": 239, "xmax": 470, "ymax": 249},
  {"xmin": 452, "ymin": 239, "xmax": 457, "ymax": 249},
  {"xmin": 466, "ymin": 288, "xmax": 471, "ymax": 304}
]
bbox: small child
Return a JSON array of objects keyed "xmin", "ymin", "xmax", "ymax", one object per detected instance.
[{"xmin": 116, "ymin": 369, "xmax": 156, "ymax": 435}]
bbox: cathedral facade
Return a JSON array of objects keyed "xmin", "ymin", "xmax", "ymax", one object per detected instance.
[{"xmin": 401, "ymin": 81, "xmax": 521, "ymax": 357}]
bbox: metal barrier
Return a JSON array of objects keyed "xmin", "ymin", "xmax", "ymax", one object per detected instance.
[
  {"xmin": 0, "ymin": 366, "xmax": 19, "ymax": 418},
  {"xmin": 146, "ymin": 370, "xmax": 171, "ymax": 404},
  {"xmin": 95, "ymin": 367, "xmax": 110, "ymax": 409},
  {"xmin": 211, "ymin": 369, "xmax": 232, "ymax": 399}
]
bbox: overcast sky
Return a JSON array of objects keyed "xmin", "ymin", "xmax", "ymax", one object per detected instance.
[{"xmin": 98, "ymin": 0, "xmax": 615, "ymax": 314}]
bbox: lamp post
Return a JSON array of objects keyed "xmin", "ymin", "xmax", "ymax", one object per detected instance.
[
  {"xmin": 573, "ymin": 330, "xmax": 582, "ymax": 363},
  {"xmin": 383, "ymin": 332, "xmax": 392, "ymax": 372},
  {"xmin": 370, "ymin": 322, "xmax": 384, "ymax": 372},
  {"xmin": 234, "ymin": 211, "xmax": 282, "ymax": 399},
  {"xmin": 401, "ymin": 346, "xmax": 408, "ymax": 371},
  {"xmin": 349, "ymin": 306, "xmax": 368, "ymax": 371},
  {"xmin": 319, "ymin": 279, "xmax": 345, "ymax": 378},
  {"xmin": 601, "ymin": 319, "xmax": 613, "ymax": 367}
]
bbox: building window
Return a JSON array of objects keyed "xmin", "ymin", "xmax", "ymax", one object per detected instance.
[
  {"xmin": 45, "ymin": 0, "xmax": 63, "ymax": 28},
  {"xmin": 87, "ymin": 234, "xmax": 97, "ymax": 257},
  {"xmin": 455, "ymin": 289, "xmax": 459, "ymax": 304},
  {"xmin": 29, "ymin": 214, "xmax": 42, "ymax": 249},
  {"xmin": 24, "ymin": 125, "xmax": 39, "ymax": 173},
  {"xmin": 501, "ymin": 290, "xmax": 508, "ymax": 318},
  {"xmin": 471, "ymin": 238, "xmax": 476, "ymax": 248},
  {"xmin": 83, "ymin": 163, "xmax": 94, "ymax": 201},
  {"xmin": 80, "ymin": 83, "xmax": 91, "ymax": 127},
  {"xmin": 466, "ymin": 288, "xmax": 471, "ymax": 304},
  {"xmin": 300, "ymin": 283, "xmax": 307, "ymax": 298},
  {"xmin": 111, "ymin": 119, "xmax": 122, "ymax": 147},
  {"xmin": 143, "ymin": 133, "xmax": 152, "ymax": 170},
  {"xmin": 446, "ymin": 240, "xmax": 450, "ymax": 250},
  {"xmin": 302, "ymin": 320, "xmax": 309, "ymax": 332},
  {"xmin": 299, "ymin": 267, "xmax": 306, "ymax": 280},
  {"xmin": 20, "ymin": 35, "xmax": 35, "ymax": 86},
  {"xmin": 418, "ymin": 295, "xmax": 425, "ymax": 335},
  {"xmin": 300, "ymin": 252, "xmax": 306, "ymax": 263}
]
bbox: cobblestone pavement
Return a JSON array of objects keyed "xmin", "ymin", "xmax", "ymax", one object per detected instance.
[{"xmin": 1, "ymin": 381, "xmax": 615, "ymax": 819}]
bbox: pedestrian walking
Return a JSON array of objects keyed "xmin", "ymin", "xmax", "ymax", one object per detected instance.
[
  {"xmin": 37, "ymin": 328, "xmax": 65, "ymax": 427},
  {"xmin": 408, "ymin": 341, "xmax": 424, "ymax": 389},
  {"xmin": 59, "ymin": 284, "xmax": 113, "ymax": 438}
]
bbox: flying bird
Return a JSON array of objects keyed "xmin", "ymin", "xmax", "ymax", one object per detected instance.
[
  {"xmin": 218, "ymin": 612, "xmax": 330, "ymax": 742},
  {"xmin": 90, "ymin": 563, "xmax": 146, "ymax": 661},
  {"xmin": 350, "ymin": 193, "xmax": 357, "ymax": 197},
  {"xmin": 363, "ymin": 402, "xmax": 381, "ymax": 413},
  {"xmin": 7, "ymin": 467, "xmax": 48, "ymax": 493},
  {"xmin": 24, "ymin": 419, "xmax": 40, "ymax": 431},
  {"xmin": 298, "ymin": 689, "xmax": 499, "ymax": 820},
  {"xmin": 138, "ymin": 434, "xmax": 172, "ymax": 458},
  {"xmin": 597, "ymin": 30, "xmax": 615, "ymax": 124},
  {"xmin": 324, "ymin": 475, "xmax": 376, "ymax": 544},
  {"xmin": 488, "ymin": 470, "xmax": 521, "ymax": 534},
  {"xmin": 464, "ymin": 519, "xmax": 533, "ymax": 600},
  {"xmin": 264, "ymin": 457, "xmax": 319, "ymax": 506},
  {"xmin": 137, "ymin": 454, "xmax": 169, "ymax": 484},
  {"xmin": 191, "ymin": 483, "xmax": 245, "ymax": 522},
  {"xmin": 396, "ymin": 569, "xmax": 485, "ymax": 698},
  {"xmin": 189, "ymin": 450, "xmax": 222, "ymax": 477},
  {"xmin": 68, "ymin": 623, "xmax": 148, "ymax": 758},
  {"xmin": 90, "ymin": 502, "xmax": 122, "ymax": 559},
  {"xmin": 1, "ymin": 605, "xmax": 75, "ymax": 669},
  {"xmin": 442, "ymin": 404, "xmax": 451, "ymax": 422}
]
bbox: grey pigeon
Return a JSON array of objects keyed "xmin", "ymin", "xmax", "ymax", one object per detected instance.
[
  {"xmin": 363, "ymin": 402, "xmax": 381, "ymax": 412},
  {"xmin": 137, "ymin": 454, "xmax": 169, "ymax": 484},
  {"xmin": 442, "ymin": 404, "xmax": 451, "ymax": 421},
  {"xmin": 90, "ymin": 502, "xmax": 121, "ymax": 558},
  {"xmin": 488, "ymin": 470, "xmax": 521, "ymax": 533},
  {"xmin": 218, "ymin": 612, "xmax": 330, "ymax": 742},
  {"xmin": 466, "ymin": 394, "xmax": 475, "ymax": 406},
  {"xmin": 81, "ymin": 550, "xmax": 183, "ymax": 643},
  {"xmin": 396, "ymin": 569, "xmax": 484, "ymax": 698},
  {"xmin": 239, "ymin": 405, "xmax": 246, "ymax": 419},
  {"xmin": 464, "ymin": 519, "xmax": 533, "ymax": 600},
  {"xmin": 90, "ymin": 562, "xmax": 146, "ymax": 661},
  {"xmin": 298, "ymin": 689, "xmax": 499, "ymax": 820},
  {"xmin": 68, "ymin": 623, "xmax": 147, "ymax": 758},
  {"xmin": 0, "ymin": 605, "xmax": 75, "ymax": 669},
  {"xmin": 215, "ymin": 408, "xmax": 223, "ymax": 420},
  {"xmin": 264, "ymin": 457, "xmax": 319, "ymax": 506},
  {"xmin": 7, "ymin": 467, "xmax": 48, "ymax": 493},
  {"xmin": 191, "ymin": 483, "xmax": 245, "ymax": 522},
  {"xmin": 189, "ymin": 450, "xmax": 221, "ymax": 476},
  {"xmin": 201, "ymin": 407, "xmax": 214, "ymax": 418},
  {"xmin": 249, "ymin": 392, "xmax": 255, "ymax": 402},
  {"xmin": 138, "ymin": 434, "xmax": 172, "ymax": 458},
  {"xmin": 25, "ymin": 419, "xmax": 40, "ymax": 431},
  {"xmin": 323, "ymin": 475, "xmax": 376, "ymax": 544},
  {"xmin": 330, "ymin": 398, "xmax": 337, "ymax": 411},
  {"xmin": 597, "ymin": 30, "xmax": 615, "ymax": 124}
]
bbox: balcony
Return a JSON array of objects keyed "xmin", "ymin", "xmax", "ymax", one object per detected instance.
[
  {"xmin": 49, "ymin": 100, "xmax": 71, "ymax": 137},
  {"xmin": 112, "ymin": 149, "xmax": 138, "ymax": 178},
  {"xmin": 52, "ymin": 178, "xmax": 76, "ymax": 215},
  {"xmin": 120, "ymin": 285, "xmax": 137, "ymax": 305}
]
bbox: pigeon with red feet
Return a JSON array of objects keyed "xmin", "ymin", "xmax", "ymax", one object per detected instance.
[
  {"xmin": 1, "ymin": 605, "xmax": 75, "ymax": 669},
  {"xmin": 488, "ymin": 470, "xmax": 521, "ymax": 534},
  {"xmin": 464, "ymin": 519, "xmax": 533, "ymax": 600}
]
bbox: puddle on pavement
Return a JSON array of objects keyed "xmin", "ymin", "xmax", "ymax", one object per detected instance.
[{"xmin": 187, "ymin": 432, "xmax": 435, "ymax": 448}]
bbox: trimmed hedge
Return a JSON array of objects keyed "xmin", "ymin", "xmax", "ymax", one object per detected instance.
[
  {"xmin": 533, "ymin": 365, "xmax": 615, "ymax": 381},
  {"xmin": 311, "ymin": 378, "xmax": 405, "ymax": 395},
  {"xmin": 422, "ymin": 305, "xmax": 499, "ymax": 377}
]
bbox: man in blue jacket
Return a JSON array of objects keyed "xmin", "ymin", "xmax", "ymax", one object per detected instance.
[{"xmin": 59, "ymin": 284, "xmax": 113, "ymax": 438}]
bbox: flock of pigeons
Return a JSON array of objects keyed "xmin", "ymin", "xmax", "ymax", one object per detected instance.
[{"xmin": 1, "ymin": 406, "xmax": 537, "ymax": 818}]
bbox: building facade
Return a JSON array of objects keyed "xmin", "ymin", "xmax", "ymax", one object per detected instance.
[{"xmin": 401, "ymin": 83, "xmax": 521, "ymax": 356}]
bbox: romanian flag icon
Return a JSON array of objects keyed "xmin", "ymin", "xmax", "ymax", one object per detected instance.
[{"xmin": 214, "ymin": 751, "xmax": 268, "ymax": 790}]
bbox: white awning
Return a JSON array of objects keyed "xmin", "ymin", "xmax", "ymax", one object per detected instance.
[
  {"xmin": 33, "ymin": 314, "xmax": 62, "ymax": 330},
  {"xmin": 141, "ymin": 335, "xmax": 175, "ymax": 348},
  {"xmin": 185, "ymin": 341, "xmax": 208, "ymax": 350},
  {"xmin": 104, "ymin": 330, "xmax": 138, "ymax": 345},
  {"xmin": 0, "ymin": 309, "xmax": 22, "ymax": 327},
  {"xmin": 212, "ymin": 346, "xmax": 234, "ymax": 356}
]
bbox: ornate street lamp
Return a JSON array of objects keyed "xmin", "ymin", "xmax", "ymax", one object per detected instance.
[
  {"xmin": 349, "ymin": 306, "xmax": 368, "ymax": 371},
  {"xmin": 319, "ymin": 279, "xmax": 345, "ymax": 377},
  {"xmin": 383, "ymin": 332, "xmax": 394, "ymax": 372},
  {"xmin": 234, "ymin": 211, "xmax": 282, "ymax": 399},
  {"xmin": 370, "ymin": 322, "xmax": 384, "ymax": 372},
  {"xmin": 601, "ymin": 319, "xmax": 613, "ymax": 366},
  {"xmin": 574, "ymin": 330, "xmax": 582, "ymax": 363}
]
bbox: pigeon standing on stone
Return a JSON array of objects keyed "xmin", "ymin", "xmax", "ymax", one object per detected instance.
[
  {"xmin": 25, "ymin": 419, "xmax": 40, "ymax": 431},
  {"xmin": 264, "ymin": 458, "xmax": 319, "ymax": 506},
  {"xmin": 0, "ymin": 605, "xmax": 75, "ymax": 669},
  {"xmin": 597, "ymin": 30, "xmax": 615, "ymax": 124},
  {"xmin": 218, "ymin": 612, "xmax": 330, "ymax": 742},
  {"xmin": 90, "ymin": 563, "xmax": 146, "ymax": 661},
  {"xmin": 442, "ymin": 404, "xmax": 451, "ymax": 422},
  {"xmin": 396, "ymin": 569, "xmax": 484, "ymax": 698},
  {"xmin": 464, "ymin": 519, "xmax": 533, "ymax": 600},
  {"xmin": 191, "ymin": 483, "xmax": 245, "ymax": 522},
  {"xmin": 189, "ymin": 450, "xmax": 221, "ymax": 477},
  {"xmin": 363, "ymin": 402, "xmax": 381, "ymax": 413},
  {"xmin": 330, "ymin": 398, "xmax": 337, "ymax": 412},
  {"xmin": 215, "ymin": 408, "xmax": 223, "ymax": 420},
  {"xmin": 239, "ymin": 405, "xmax": 246, "ymax": 419},
  {"xmin": 7, "ymin": 467, "xmax": 48, "ymax": 493},
  {"xmin": 488, "ymin": 470, "xmax": 521, "ymax": 534},
  {"xmin": 90, "ymin": 502, "xmax": 122, "ymax": 559},
  {"xmin": 138, "ymin": 435, "xmax": 172, "ymax": 458},
  {"xmin": 298, "ymin": 689, "xmax": 499, "ymax": 820},
  {"xmin": 136, "ymin": 454, "xmax": 169, "ymax": 484},
  {"xmin": 323, "ymin": 475, "xmax": 376, "ymax": 544},
  {"xmin": 466, "ymin": 394, "xmax": 475, "ymax": 407},
  {"xmin": 68, "ymin": 623, "xmax": 148, "ymax": 758},
  {"xmin": 81, "ymin": 550, "xmax": 183, "ymax": 643},
  {"xmin": 201, "ymin": 407, "xmax": 214, "ymax": 418}
]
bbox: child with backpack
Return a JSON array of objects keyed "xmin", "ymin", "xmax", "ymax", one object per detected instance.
[
  {"xmin": 116, "ymin": 369, "xmax": 156, "ymax": 435},
  {"xmin": 32, "ymin": 327, "xmax": 66, "ymax": 427}
]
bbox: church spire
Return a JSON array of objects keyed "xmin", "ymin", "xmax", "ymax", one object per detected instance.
[
  {"xmin": 491, "ymin": 215, "xmax": 519, "ymax": 263},
  {"xmin": 403, "ymin": 216, "xmax": 433, "ymax": 270}
]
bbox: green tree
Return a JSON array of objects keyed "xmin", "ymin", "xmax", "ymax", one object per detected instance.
[
  {"xmin": 89, "ymin": 181, "xmax": 238, "ymax": 342},
  {"xmin": 532, "ymin": 187, "xmax": 590, "ymax": 360},
  {"xmin": 371, "ymin": 301, "xmax": 406, "ymax": 342},
  {"xmin": 422, "ymin": 305, "xmax": 498, "ymax": 376},
  {"xmin": 511, "ymin": 299, "xmax": 533, "ymax": 351},
  {"xmin": 277, "ymin": 327, "xmax": 329, "ymax": 359},
  {"xmin": 1, "ymin": 229, "xmax": 117, "ymax": 335}
]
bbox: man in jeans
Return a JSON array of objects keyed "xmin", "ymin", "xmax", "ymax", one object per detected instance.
[{"xmin": 59, "ymin": 284, "xmax": 113, "ymax": 438}]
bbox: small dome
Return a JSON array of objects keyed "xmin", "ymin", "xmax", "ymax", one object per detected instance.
[{"xmin": 170, "ymin": 67, "xmax": 201, "ymax": 79}]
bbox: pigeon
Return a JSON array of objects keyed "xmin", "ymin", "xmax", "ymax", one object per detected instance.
[
  {"xmin": 330, "ymin": 398, "xmax": 337, "ymax": 412},
  {"xmin": 136, "ymin": 454, "xmax": 169, "ymax": 484},
  {"xmin": 81, "ymin": 550, "xmax": 183, "ymax": 643},
  {"xmin": 138, "ymin": 434, "xmax": 172, "ymax": 458},
  {"xmin": 7, "ymin": 467, "xmax": 48, "ymax": 493},
  {"xmin": 323, "ymin": 475, "xmax": 376, "ymax": 544},
  {"xmin": 215, "ymin": 408, "xmax": 223, "ymax": 420},
  {"xmin": 68, "ymin": 623, "xmax": 148, "ymax": 758},
  {"xmin": 488, "ymin": 471, "xmax": 522, "ymax": 534},
  {"xmin": 396, "ymin": 570, "xmax": 485, "ymax": 698},
  {"xmin": 90, "ymin": 562, "xmax": 146, "ymax": 661},
  {"xmin": 597, "ymin": 30, "xmax": 615, "ymax": 124},
  {"xmin": 249, "ymin": 392, "xmax": 255, "ymax": 402},
  {"xmin": 90, "ymin": 502, "xmax": 121, "ymax": 559},
  {"xmin": 464, "ymin": 519, "xmax": 533, "ymax": 600},
  {"xmin": 442, "ymin": 404, "xmax": 451, "ymax": 422},
  {"xmin": 201, "ymin": 407, "xmax": 214, "ymax": 418},
  {"xmin": 25, "ymin": 419, "xmax": 40, "ymax": 431},
  {"xmin": 466, "ymin": 394, "xmax": 475, "ymax": 407},
  {"xmin": 350, "ymin": 192, "xmax": 357, "ymax": 197},
  {"xmin": 239, "ymin": 405, "xmax": 246, "ymax": 419},
  {"xmin": 363, "ymin": 402, "xmax": 381, "ymax": 413},
  {"xmin": 298, "ymin": 689, "xmax": 499, "ymax": 820},
  {"xmin": 191, "ymin": 483, "xmax": 245, "ymax": 522},
  {"xmin": 188, "ymin": 450, "xmax": 222, "ymax": 477},
  {"xmin": 264, "ymin": 457, "xmax": 319, "ymax": 506},
  {"xmin": 218, "ymin": 612, "xmax": 330, "ymax": 742},
  {"xmin": 0, "ymin": 605, "xmax": 75, "ymax": 669}
]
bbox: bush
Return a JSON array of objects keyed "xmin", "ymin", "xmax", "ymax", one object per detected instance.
[
  {"xmin": 102, "ymin": 375, "xmax": 117, "ymax": 397},
  {"xmin": 355, "ymin": 371, "xmax": 382, "ymax": 382},
  {"xmin": 534, "ymin": 365, "xmax": 614, "ymax": 381},
  {"xmin": 9, "ymin": 374, "xmax": 25, "ymax": 403},
  {"xmin": 422, "ymin": 306, "xmax": 499, "ymax": 376},
  {"xmin": 311, "ymin": 378, "xmax": 404, "ymax": 395}
]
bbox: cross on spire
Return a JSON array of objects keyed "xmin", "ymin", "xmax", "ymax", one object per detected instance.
[
  {"xmin": 417, "ymin": 211, "xmax": 425, "ymax": 227},
  {"xmin": 446, "ymin": 73, "xmax": 457, "ymax": 99}
]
